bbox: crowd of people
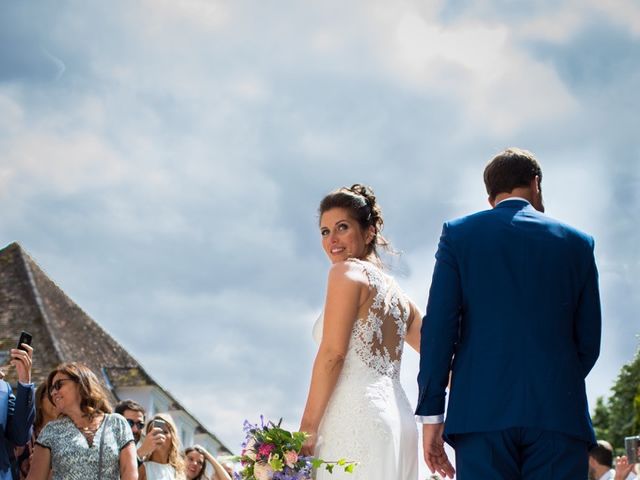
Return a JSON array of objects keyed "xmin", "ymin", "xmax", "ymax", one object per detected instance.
[{"xmin": 1, "ymin": 344, "xmax": 234, "ymax": 480}]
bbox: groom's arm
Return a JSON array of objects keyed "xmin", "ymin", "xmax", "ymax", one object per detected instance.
[
  {"xmin": 573, "ymin": 237, "xmax": 601, "ymax": 377},
  {"xmin": 416, "ymin": 222, "xmax": 462, "ymax": 418}
]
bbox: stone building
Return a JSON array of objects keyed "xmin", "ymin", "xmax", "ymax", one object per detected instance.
[{"xmin": 0, "ymin": 242, "xmax": 231, "ymax": 455}]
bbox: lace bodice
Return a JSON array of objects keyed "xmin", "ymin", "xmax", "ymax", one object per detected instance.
[{"xmin": 313, "ymin": 258, "xmax": 412, "ymax": 380}]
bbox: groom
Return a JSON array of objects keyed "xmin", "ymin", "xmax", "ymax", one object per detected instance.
[{"xmin": 416, "ymin": 148, "xmax": 601, "ymax": 479}]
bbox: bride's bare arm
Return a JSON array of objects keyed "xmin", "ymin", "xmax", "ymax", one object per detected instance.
[
  {"xmin": 405, "ymin": 301, "xmax": 422, "ymax": 353},
  {"xmin": 299, "ymin": 261, "xmax": 364, "ymax": 453}
]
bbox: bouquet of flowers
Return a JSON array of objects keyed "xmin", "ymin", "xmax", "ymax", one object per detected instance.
[{"xmin": 234, "ymin": 417, "xmax": 357, "ymax": 480}]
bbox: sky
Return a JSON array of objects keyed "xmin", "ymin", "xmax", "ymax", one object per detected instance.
[{"xmin": 1, "ymin": 0, "xmax": 639, "ymax": 471}]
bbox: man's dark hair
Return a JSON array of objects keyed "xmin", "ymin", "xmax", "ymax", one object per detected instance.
[
  {"xmin": 483, "ymin": 147, "xmax": 542, "ymax": 201},
  {"xmin": 589, "ymin": 440, "xmax": 614, "ymax": 468},
  {"xmin": 115, "ymin": 399, "xmax": 145, "ymax": 417}
]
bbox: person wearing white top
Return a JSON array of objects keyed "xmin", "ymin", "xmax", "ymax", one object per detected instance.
[
  {"xmin": 144, "ymin": 462, "xmax": 180, "ymax": 480},
  {"xmin": 138, "ymin": 414, "xmax": 186, "ymax": 480}
]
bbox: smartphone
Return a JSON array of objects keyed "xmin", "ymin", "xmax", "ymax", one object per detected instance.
[
  {"xmin": 152, "ymin": 419, "xmax": 167, "ymax": 432},
  {"xmin": 16, "ymin": 331, "xmax": 33, "ymax": 351},
  {"xmin": 625, "ymin": 435, "xmax": 639, "ymax": 464}
]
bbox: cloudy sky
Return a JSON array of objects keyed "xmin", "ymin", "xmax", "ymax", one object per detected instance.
[{"xmin": 1, "ymin": 0, "xmax": 639, "ymax": 469}]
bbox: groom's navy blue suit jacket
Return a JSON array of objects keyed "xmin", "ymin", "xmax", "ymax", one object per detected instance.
[{"xmin": 416, "ymin": 199, "xmax": 601, "ymax": 445}]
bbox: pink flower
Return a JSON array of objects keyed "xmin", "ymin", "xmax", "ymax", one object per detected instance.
[
  {"xmin": 258, "ymin": 443, "xmax": 275, "ymax": 458},
  {"xmin": 253, "ymin": 462, "xmax": 275, "ymax": 480},
  {"xmin": 283, "ymin": 450, "xmax": 298, "ymax": 468}
]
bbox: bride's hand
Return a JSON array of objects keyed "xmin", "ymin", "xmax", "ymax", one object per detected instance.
[{"xmin": 300, "ymin": 431, "xmax": 317, "ymax": 457}]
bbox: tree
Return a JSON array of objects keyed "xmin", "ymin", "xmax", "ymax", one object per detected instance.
[
  {"xmin": 592, "ymin": 396, "xmax": 610, "ymax": 441},
  {"xmin": 593, "ymin": 345, "xmax": 640, "ymax": 449}
]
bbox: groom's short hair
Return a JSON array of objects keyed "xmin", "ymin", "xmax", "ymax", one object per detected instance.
[
  {"xmin": 588, "ymin": 440, "xmax": 614, "ymax": 467},
  {"xmin": 484, "ymin": 148, "xmax": 542, "ymax": 201}
]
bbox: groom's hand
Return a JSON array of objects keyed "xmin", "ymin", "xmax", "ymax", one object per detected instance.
[{"xmin": 422, "ymin": 423, "xmax": 455, "ymax": 479}]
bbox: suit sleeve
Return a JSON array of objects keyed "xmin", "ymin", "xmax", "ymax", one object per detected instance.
[
  {"xmin": 6, "ymin": 382, "xmax": 35, "ymax": 447},
  {"xmin": 574, "ymin": 238, "xmax": 602, "ymax": 377},
  {"xmin": 415, "ymin": 222, "xmax": 462, "ymax": 416}
]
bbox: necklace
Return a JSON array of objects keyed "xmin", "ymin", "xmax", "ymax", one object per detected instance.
[{"xmin": 72, "ymin": 414, "xmax": 103, "ymax": 446}]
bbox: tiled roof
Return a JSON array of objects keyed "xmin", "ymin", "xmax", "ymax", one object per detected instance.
[{"xmin": 0, "ymin": 242, "xmax": 231, "ymax": 453}]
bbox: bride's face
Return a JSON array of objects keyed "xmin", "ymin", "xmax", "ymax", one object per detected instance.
[{"xmin": 320, "ymin": 207, "xmax": 372, "ymax": 263}]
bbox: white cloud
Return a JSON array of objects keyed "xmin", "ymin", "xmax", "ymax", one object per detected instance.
[
  {"xmin": 139, "ymin": 0, "xmax": 231, "ymax": 31},
  {"xmin": 369, "ymin": 11, "xmax": 579, "ymax": 134},
  {"xmin": 1, "ymin": 130, "xmax": 127, "ymax": 195},
  {"xmin": 0, "ymin": 90, "xmax": 25, "ymax": 134},
  {"xmin": 586, "ymin": 0, "xmax": 640, "ymax": 37},
  {"xmin": 228, "ymin": 76, "xmax": 270, "ymax": 102}
]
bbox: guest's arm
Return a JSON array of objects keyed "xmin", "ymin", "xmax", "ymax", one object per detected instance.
[
  {"xmin": 7, "ymin": 345, "xmax": 35, "ymax": 446},
  {"xmin": 119, "ymin": 442, "xmax": 139, "ymax": 480},
  {"xmin": 194, "ymin": 445, "xmax": 232, "ymax": 480},
  {"xmin": 25, "ymin": 445, "xmax": 51, "ymax": 480}
]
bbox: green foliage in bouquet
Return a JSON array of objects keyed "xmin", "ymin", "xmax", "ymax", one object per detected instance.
[{"xmin": 234, "ymin": 417, "xmax": 357, "ymax": 480}]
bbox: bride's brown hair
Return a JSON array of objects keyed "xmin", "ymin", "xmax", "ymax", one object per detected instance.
[{"xmin": 318, "ymin": 183, "xmax": 393, "ymax": 261}]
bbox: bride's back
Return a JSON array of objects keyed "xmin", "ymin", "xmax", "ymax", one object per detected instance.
[{"xmin": 314, "ymin": 258, "xmax": 412, "ymax": 381}]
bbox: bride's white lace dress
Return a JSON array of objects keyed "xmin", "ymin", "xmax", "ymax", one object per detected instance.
[{"xmin": 312, "ymin": 258, "xmax": 418, "ymax": 479}]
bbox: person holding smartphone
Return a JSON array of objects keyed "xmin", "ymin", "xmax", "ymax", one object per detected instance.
[
  {"xmin": 139, "ymin": 414, "xmax": 186, "ymax": 480},
  {"xmin": 0, "ymin": 333, "xmax": 35, "ymax": 480},
  {"xmin": 588, "ymin": 440, "xmax": 637, "ymax": 480},
  {"xmin": 115, "ymin": 399, "xmax": 166, "ymax": 466}
]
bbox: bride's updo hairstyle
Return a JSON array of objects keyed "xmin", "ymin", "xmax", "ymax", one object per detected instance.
[{"xmin": 318, "ymin": 183, "xmax": 392, "ymax": 261}]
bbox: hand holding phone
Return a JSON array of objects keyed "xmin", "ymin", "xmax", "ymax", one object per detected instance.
[
  {"xmin": 11, "ymin": 331, "xmax": 33, "ymax": 383},
  {"xmin": 152, "ymin": 419, "xmax": 167, "ymax": 432},
  {"xmin": 17, "ymin": 331, "xmax": 32, "ymax": 351},
  {"xmin": 625, "ymin": 436, "xmax": 639, "ymax": 464}
]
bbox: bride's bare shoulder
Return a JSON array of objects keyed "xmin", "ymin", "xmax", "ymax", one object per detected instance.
[{"xmin": 327, "ymin": 260, "xmax": 368, "ymax": 286}]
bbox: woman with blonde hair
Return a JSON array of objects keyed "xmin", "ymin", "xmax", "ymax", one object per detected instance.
[
  {"xmin": 26, "ymin": 362, "xmax": 137, "ymax": 480},
  {"xmin": 139, "ymin": 414, "xmax": 186, "ymax": 480}
]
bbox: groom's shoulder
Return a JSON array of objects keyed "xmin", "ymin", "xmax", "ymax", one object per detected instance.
[
  {"xmin": 541, "ymin": 213, "xmax": 595, "ymax": 247},
  {"xmin": 445, "ymin": 209, "xmax": 594, "ymax": 246},
  {"xmin": 444, "ymin": 208, "xmax": 494, "ymax": 229}
]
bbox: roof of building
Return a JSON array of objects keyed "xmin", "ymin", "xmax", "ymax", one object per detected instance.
[{"xmin": 0, "ymin": 242, "xmax": 231, "ymax": 453}]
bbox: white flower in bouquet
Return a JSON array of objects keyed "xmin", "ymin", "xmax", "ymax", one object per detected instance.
[{"xmin": 254, "ymin": 462, "xmax": 275, "ymax": 480}]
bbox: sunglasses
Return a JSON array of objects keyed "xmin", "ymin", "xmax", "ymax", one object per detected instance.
[
  {"xmin": 126, "ymin": 419, "xmax": 145, "ymax": 430},
  {"xmin": 49, "ymin": 378, "xmax": 76, "ymax": 393}
]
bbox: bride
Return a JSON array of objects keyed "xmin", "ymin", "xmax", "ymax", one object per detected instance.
[{"xmin": 299, "ymin": 184, "xmax": 422, "ymax": 479}]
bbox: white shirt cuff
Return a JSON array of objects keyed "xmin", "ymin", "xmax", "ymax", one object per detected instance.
[{"xmin": 416, "ymin": 414, "xmax": 444, "ymax": 424}]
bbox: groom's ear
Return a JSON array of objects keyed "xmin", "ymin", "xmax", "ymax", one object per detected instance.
[{"xmin": 532, "ymin": 175, "xmax": 541, "ymax": 193}]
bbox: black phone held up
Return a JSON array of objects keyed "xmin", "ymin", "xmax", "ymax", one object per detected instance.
[
  {"xmin": 152, "ymin": 419, "xmax": 167, "ymax": 431},
  {"xmin": 17, "ymin": 331, "xmax": 33, "ymax": 351}
]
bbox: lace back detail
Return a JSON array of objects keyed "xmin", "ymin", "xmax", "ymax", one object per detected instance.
[{"xmin": 348, "ymin": 259, "xmax": 411, "ymax": 379}]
